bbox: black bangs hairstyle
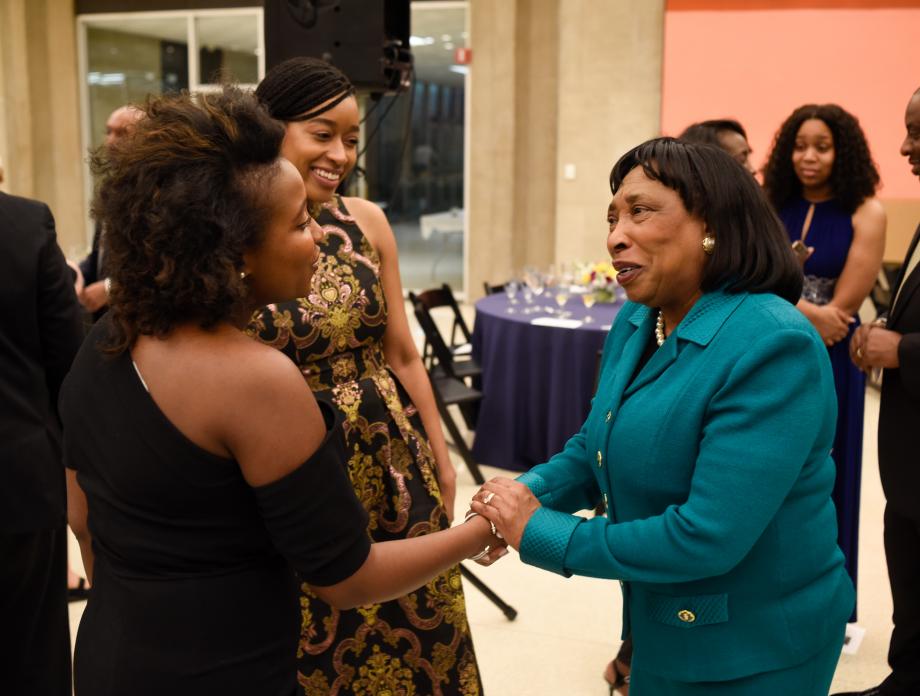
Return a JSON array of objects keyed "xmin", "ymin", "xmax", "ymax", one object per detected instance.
[
  {"xmin": 609, "ymin": 137, "xmax": 803, "ymax": 304},
  {"xmin": 255, "ymin": 56, "xmax": 355, "ymax": 122}
]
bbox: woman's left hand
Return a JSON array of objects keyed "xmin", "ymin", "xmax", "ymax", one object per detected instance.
[{"xmin": 470, "ymin": 477, "xmax": 541, "ymax": 550}]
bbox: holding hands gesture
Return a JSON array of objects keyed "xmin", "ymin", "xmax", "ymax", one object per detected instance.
[{"xmin": 468, "ymin": 477, "xmax": 542, "ymax": 553}]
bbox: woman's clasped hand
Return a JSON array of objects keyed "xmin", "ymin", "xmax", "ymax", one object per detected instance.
[{"xmin": 468, "ymin": 477, "xmax": 542, "ymax": 552}]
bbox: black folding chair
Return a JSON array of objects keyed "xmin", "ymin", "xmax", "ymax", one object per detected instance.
[
  {"xmin": 410, "ymin": 296, "xmax": 485, "ymax": 485},
  {"xmin": 408, "ymin": 285, "xmax": 478, "ymax": 377},
  {"xmin": 482, "ymin": 282, "xmax": 506, "ymax": 296},
  {"xmin": 410, "ymin": 294, "xmax": 518, "ymax": 622}
]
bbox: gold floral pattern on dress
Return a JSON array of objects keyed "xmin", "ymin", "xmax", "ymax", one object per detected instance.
[
  {"xmin": 247, "ymin": 196, "xmax": 481, "ymax": 695},
  {"xmin": 298, "ymin": 668, "xmax": 331, "ymax": 696},
  {"xmin": 330, "ymin": 351, "xmax": 358, "ymax": 384},
  {"xmin": 350, "ymin": 645, "xmax": 417, "ymax": 696}
]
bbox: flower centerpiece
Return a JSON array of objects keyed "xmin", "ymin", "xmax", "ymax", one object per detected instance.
[{"xmin": 579, "ymin": 261, "xmax": 619, "ymax": 303}]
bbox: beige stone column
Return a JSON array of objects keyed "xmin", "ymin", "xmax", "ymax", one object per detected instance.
[
  {"xmin": 0, "ymin": 0, "xmax": 86, "ymax": 255},
  {"xmin": 554, "ymin": 0, "xmax": 665, "ymax": 265},
  {"xmin": 467, "ymin": 0, "xmax": 664, "ymax": 298},
  {"xmin": 467, "ymin": 0, "xmax": 520, "ymax": 298},
  {"xmin": 468, "ymin": 0, "xmax": 560, "ymax": 298}
]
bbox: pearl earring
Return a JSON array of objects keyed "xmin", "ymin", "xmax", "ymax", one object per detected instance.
[
  {"xmin": 702, "ymin": 236, "xmax": 715, "ymax": 255},
  {"xmin": 240, "ymin": 271, "xmax": 248, "ymax": 280}
]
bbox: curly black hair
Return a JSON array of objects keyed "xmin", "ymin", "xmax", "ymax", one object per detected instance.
[
  {"xmin": 762, "ymin": 103, "xmax": 879, "ymax": 215},
  {"xmin": 91, "ymin": 86, "xmax": 286, "ymax": 353}
]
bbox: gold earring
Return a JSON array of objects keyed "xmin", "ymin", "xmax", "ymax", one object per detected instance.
[{"xmin": 702, "ymin": 236, "xmax": 715, "ymax": 255}]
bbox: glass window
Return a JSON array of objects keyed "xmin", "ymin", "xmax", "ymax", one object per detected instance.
[
  {"xmin": 85, "ymin": 17, "xmax": 189, "ymax": 151},
  {"xmin": 79, "ymin": 10, "xmax": 264, "ymax": 243},
  {"xmin": 195, "ymin": 15, "xmax": 260, "ymax": 86},
  {"xmin": 358, "ymin": 2, "xmax": 468, "ymax": 292}
]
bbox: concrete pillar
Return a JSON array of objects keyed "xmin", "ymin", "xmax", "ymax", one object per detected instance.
[
  {"xmin": 467, "ymin": 0, "xmax": 664, "ymax": 298},
  {"xmin": 554, "ymin": 0, "xmax": 665, "ymax": 265},
  {"xmin": 0, "ymin": 0, "xmax": 86, "ymax": 255}
]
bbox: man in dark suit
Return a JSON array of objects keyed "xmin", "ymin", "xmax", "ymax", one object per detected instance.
[
  {"xmin": 76, "ymin": 105, "xmax": 143, "ymax": 319},
  {"xmin": 842, "ymin": 87, "xmax": 920, "ymax": 696},
  {"xmin": 0, "ymin": 191, "xmax": 84, "ymax": 694}
]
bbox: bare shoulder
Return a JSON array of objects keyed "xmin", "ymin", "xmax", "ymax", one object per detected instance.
[
  {"xmin": 217, "ymin": 333, "xmax": 313, "ymax": 413},
  {"xmin": 852, "ymin": 197, "xmax": 887, "ymax": 233},
  {"xmin": 210, "ymin": 332, "xmax": 325, "ymax": 484},
  {"xmin": 341, "ymin": 195, "xmax": 387, "ymax": 224},
  {"xmin": 340, "ymin": 196, "xmax": 395, "ymax": 253}
]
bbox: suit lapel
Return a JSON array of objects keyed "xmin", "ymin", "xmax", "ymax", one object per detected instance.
[
  {"xmin": 622, "ymin": 291, "xmax": 747, "ymax": 399},
  {"xmin": 599, "ymin": 306, "xmax": 653, "ymax": 423},
  {"xmin": 623, "ymin": 330, "xmax": 678, "ymax": 398}
]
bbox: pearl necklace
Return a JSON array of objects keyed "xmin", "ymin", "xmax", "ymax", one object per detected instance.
[{"xmin": 655, "ymin": 310, "xmax": 666, "ymax": 347}]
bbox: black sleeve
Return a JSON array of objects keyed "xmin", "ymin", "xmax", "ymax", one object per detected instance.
[
  {"xmin": 898, "ymin": 332, "xmax": 920, "ymax": 401},
  {"xmin": 252, "ymin": 407, "xmax": 371, "ymax": 587},
  {"xmin": 78, "ymin": 225, "xmax": 100, "ymax": 285},
  {"xmin": 37, "ymin": 205, "xmax": 85, "ymax": 420}
]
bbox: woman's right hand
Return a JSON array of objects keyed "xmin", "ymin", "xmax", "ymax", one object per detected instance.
[
  {"xmin": 807, "ymin": 303, "xmax": 852, "ymax": 346},
  {"xmin": 470, "ymin": 478, "xmax": 542, "ymax": 551}
]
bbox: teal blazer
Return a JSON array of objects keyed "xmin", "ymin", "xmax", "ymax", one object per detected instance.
[{"xmin": 518, "ymin": 290, "xmax": 854, "ymax": 682}]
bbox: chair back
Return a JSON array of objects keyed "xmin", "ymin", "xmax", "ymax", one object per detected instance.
[
  {"xmin": 483, "ymin": 282, "xmax": 506, "ymax": 296},
  {"xmin": 411, "ymin": 284, "xmax": 472, "ymax": 346},
  {"xmin": 409, "ymin": 291, "xmax": 460, "ymax": 376}
]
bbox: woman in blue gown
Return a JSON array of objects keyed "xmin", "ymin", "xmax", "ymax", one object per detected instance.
[{"xmin": 764, "ymin": 104, "xmax": 886, "ymax": 618}]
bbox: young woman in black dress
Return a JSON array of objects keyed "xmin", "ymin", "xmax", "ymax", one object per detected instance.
[{"xmin": 61, "ymin": 87, "xmax": 499, "ymax": 696}]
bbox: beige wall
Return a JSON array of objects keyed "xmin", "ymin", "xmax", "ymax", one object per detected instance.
[
  {"xmin": 0, "ymin": 0, "xmax": 85, "ymax": 256},
  {"xmin": 467, "ymin": 0, "xmax": 665, "ymax": 298},
  {"xmin": 554, "ymin": 0, "xmax": 664, "ymax": 266},
  {"xmin": 883, "ymin": 199, "xmax": 920, "ymax": 263},
  {"xmin": 467, "ymin": 0, "xmax": 518, "ymax": 297}
]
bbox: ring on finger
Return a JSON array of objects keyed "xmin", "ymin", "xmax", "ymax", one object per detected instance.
[{"xmin": 483, "ymin": 491, "xmax": 495, "ymax": 505}]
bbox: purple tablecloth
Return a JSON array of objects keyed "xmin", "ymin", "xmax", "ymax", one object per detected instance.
[{"xmin": 471, "ymin": 293, "xmax": 622, "ymax": 472}]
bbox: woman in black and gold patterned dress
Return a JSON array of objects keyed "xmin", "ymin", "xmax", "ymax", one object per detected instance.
[{"xmin": 250, "ymin": 58, "xmax": 484, "ymax": 695}]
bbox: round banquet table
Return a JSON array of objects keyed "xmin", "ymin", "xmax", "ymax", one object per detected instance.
[{"xmin": 471, "ymin": 292, "xmax": 623, "ymax": 472}]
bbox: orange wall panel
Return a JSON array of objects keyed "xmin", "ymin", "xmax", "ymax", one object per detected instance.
[{"xmin": 661, "ymin": 7, "xmax": 920, "ymax": 200}]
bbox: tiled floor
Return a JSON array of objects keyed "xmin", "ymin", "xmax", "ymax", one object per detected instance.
[{"xmin": 66, "ymin": 303, "xmax": 896, "ymax": 694}]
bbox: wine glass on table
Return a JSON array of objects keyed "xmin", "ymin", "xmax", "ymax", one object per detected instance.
[
  {"xmin": 580, "ymin": 289, "xmax": 596, "ymax": 322},
  {"xmin": 522, "ymin": 267, "xmax": 540, "ymax": 305},
  {"xmin": 503, "ymin": 280, "xmax": 520, "ymax": 312},
  {"xmin": 524, "ymin": 266, "xmax": 547, "ymax": 314},
  {"xmin": 554, "ymin": 285, "xmax": 571, "ymax": 318}
]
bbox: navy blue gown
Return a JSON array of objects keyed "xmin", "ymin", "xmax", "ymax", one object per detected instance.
[{"xmin": 781, "ymin": 197, "xmax": 864, "ymax": 619}]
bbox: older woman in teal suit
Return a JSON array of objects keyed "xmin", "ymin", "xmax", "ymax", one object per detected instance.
[{"xmin": 469, "ymin": 138, "xmax": 854, "ymax": 694}]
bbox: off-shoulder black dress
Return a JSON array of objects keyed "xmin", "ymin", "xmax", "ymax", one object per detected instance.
[{"xmin": 60, "ymin": 317, "xmax": 371, "ymax": 696}]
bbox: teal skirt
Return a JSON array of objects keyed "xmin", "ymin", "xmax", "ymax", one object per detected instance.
[{"xmin": 630, "ymin": 630, "xmax": 844, "ymax": 696}]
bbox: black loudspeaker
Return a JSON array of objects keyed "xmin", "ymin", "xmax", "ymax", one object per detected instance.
[{"xmin": 264, "ymin": 0, "xmax": 412, "ymax": 94}]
